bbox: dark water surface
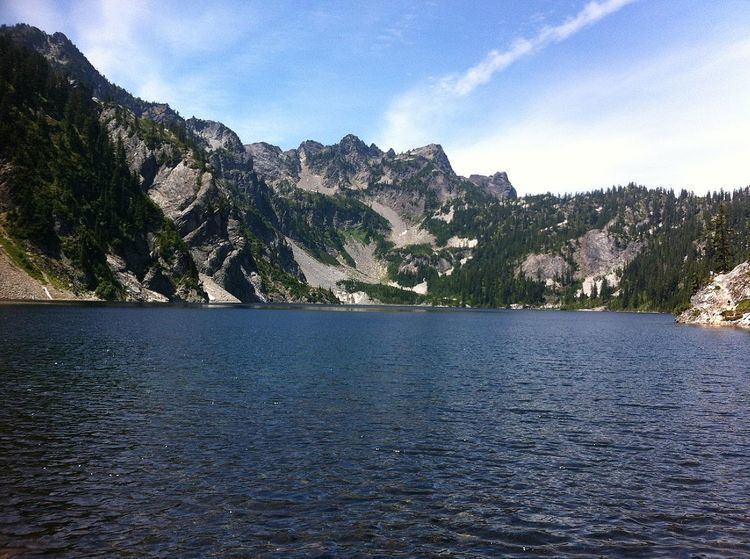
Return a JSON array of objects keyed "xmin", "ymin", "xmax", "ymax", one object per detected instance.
[{"xmin": 1, "ymin": 305, "xmax": 749, "ymax": 558}]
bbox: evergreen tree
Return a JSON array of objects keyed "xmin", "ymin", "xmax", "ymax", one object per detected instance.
[{"xmin": 709, "ymin": 203, "xmax": 732, "ymax": 273}]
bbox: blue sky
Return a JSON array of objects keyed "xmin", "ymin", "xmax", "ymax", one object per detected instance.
[{"xmin": 2, "ymin": 0, "xmax": 749, "ymax": 194}]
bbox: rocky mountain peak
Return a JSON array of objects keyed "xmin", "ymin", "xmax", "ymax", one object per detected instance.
[
  {"xmin": 298, "ymin": 140, "xmax": 324, "ymax": 159},
  {"xmin": 337, "ymin": 134, "xmax": 382, "ymax": 158},
  {"xmin": 468, "ymin": 171, "xmax": 517, "ymax": 200},
  {"xmin": 5, "ymin": 24, "xmax": 82, "ymax": 71},
  {"xmin": 246, "ymin": 141, "xmax": 282, "ymax": 157},
  {"xmin": 339, "ymin": 133, "xmax": 365, "ymax": 148},
  {"xmin": 405, "ymin": 144, "xmax": 453, "ymax": 173},
  {"xmin": 1, "ymin": 23, "xmax": 182, "ymax": 126},
  {"xmin": 245, "ymin": 142, "xmax": 299, "ymax": 183},
  {"xmin": 186, "ymin": 117, "xmax": 244, "ymax": 154}
]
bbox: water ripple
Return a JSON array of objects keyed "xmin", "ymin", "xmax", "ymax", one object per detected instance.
[{"xmin": 1, "ymin": 306, "xmax": 749, "ymax": 557}]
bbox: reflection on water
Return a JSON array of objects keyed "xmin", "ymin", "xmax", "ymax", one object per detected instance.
[{"xmin": 1, "ymin": 305, "xmax": 749, "ymax": 558}]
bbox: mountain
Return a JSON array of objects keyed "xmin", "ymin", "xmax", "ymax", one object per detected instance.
[
  {"xmin": 1, "ymin": 23, "xmax": 183, "ymax": 125},
  {"xmin": 1, "ymin": 24, "xmax": 749, "ymax": 313},
  {"xmin": 467, "ymin": 172, "xmax": 516, "ymax": 200},
  {"xmin": 0, "ymin": 25, "xmax": 334, "ymax": 303}
]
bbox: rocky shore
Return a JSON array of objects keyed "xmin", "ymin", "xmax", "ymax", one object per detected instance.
[{"xmin": 677, "ymin": 261, "xmax": 750, "ymax": 329}]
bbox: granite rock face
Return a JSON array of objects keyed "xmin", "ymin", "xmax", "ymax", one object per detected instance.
[
  {"xmin": 467, "ymin": 172, "xmax": 517, "ymax": 200},
  {"xmin": 677, "ymin": 262, "xmax": 750, "ymax": 329},
  {"xmin": 245, "ymin": 142, "xmax": 300, "ymax": 185},
  {"xmin": 520, "ymin": 227, "xmax": 641, "ymax": 296},
  {"xmin": 248, "ymin": 135, "xmax": 516, "ymax": 204},
  {"xmin": 572, "ymin": 229, "xmax": 641, "ymax": 296},
  {"xmin": 187, "ymin": 118, "xmax": 246, "ymax": 154},
  {"xmin": 100, "ymin": 106, "xmax": 316, "ymax": 303},
  {"xmin": 521, "ymin": 254, "xmax": 571, "ymax": 286}
]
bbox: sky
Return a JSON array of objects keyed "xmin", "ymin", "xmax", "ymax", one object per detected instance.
[{"xmin": 2, "ymin": 0, "xmax": 750, "ymax": 195}]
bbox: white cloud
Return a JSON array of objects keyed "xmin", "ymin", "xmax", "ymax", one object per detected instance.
[
  {"xmin": 378, "ymin": 0, "xmax": 750, "ymax": 195},
  {"xmin": 450, "ymin": 0, "xmax": 634, "ymax": 95},
  {"xmin": 447, "ymin": 38, "xmax": 750, "ymax": 195},
  {"xmin": 377, "ymin": 0, "xmax": 635, "ymax": 150},
  {"xmin": 2, "ymin": 1, "xmax": 262, "ymax": 120}
]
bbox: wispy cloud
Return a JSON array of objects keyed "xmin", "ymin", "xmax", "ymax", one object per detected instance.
[
  {"xmin": 378, "ymin": 0, "xmax": 635, "ymax": 150},
  {"xmin": 375, "ymin": 10, "xmax": 417, "ymax": 50},
  {"xmin": 447, "ymin": 0, "xmax": 634, "ymax": 96},
  {"xmin": 448, "ymin": 37, "xmax": 750, "ymax": 194}
]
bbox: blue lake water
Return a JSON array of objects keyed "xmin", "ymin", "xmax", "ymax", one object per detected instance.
[{"xmin": 1, "ymin": 305, "xmax": 749, "ymax": 558}]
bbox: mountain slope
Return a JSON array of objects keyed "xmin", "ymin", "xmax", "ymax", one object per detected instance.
[
  {"xmin": 2, "ymin": 23, "xmax": 183, "ymax": 125},
  {"xmin": 99, "ymin": 105, "xmax": 332, "ymax": 303},
  {"xmin": 0, "ymin": 35, "xmax": 205, "ymax": 301},
  {"xmin": 1, "ymin": 25, "xmax": 336, "ymax": 303}
]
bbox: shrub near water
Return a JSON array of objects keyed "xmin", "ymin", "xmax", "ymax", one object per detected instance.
[
  {"xmin": 721, "ymin": 299, "xmax": 750, "ymax": 321},
  {"xmin": 735, "ymin": 299, "xmax": 750, "ymax": 314}
]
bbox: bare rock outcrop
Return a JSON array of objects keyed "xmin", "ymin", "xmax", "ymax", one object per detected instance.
[
  {"xmin": 247, "ymin": 135, "xmax": 515, "ymax": 207},
  {"xmin": 467, "ymin": 172, "xmax": 517, "ymax": 200},
  {"xmin": 677, "ymin": 262, "xmax": 750, "ymax": 329},
  {"xmin": 245, "ymin": 142, "xmax": 300, "ymax": 185},
  {"xmin": 573, "ymin": 230, "xmax": 638, "ymax": 279},
  {"xmin": 572, "ymin": 229, "xmax": 641, "ymax": 296},
  {"xmin": 521, "ymin": 253, "xmax": 571, "ymax": 286},
  {"xmin": 100, "ymin": 107, "xmax": 292, "ymax": 303},
  {"xmin": 186, "ymin": 118, "xmax": 245, "ymax": 154},
  {"xmin": 520, "ymin": 229, "xmax": 640, "ymax": 294}
]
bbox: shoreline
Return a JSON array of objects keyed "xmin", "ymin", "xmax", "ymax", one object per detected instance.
[{"xmin": 0, "ymin": 297, "xmax": 673, "ymax": 316}]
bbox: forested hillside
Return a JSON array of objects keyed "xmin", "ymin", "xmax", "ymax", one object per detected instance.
[
  {"xmin": 0, "ymin": 36, "xmax": 204, "ymax": 301},
  {"xmin": 428, "ymin": 186, "xmax": 750, "ymax": 311}
]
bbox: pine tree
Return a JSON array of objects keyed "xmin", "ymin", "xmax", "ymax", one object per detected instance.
[
  {"xmin": 710, "ymin": 203, "xmax": 732, "ymax": 273},
  {"xmin": 600, "ymin": 277, "xmax": 611, "ymax": 301}
]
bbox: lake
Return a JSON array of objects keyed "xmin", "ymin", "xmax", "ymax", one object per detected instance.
[{"xmin": 1, "ymin": 305, "xmax": 749, "ymax": 557}]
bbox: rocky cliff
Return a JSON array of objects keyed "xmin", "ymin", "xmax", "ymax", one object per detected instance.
[
  {"xmin": 467, "ymin": 172, "xmax": 517, "ymax": 200},
  {"xmin": 0, "ymin": 25, "xmax": 334, "ymax": 303},
  {"xmin": 677, "ymin": 262, "xmax": 750, "ymax": 329},
  {"xmin": 98, "ymin": 106, "xmax": 332, "ymax": 303},
  {"xmin": 247, "ymin": 135, "xmax": 515, "ymax": 203}
]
